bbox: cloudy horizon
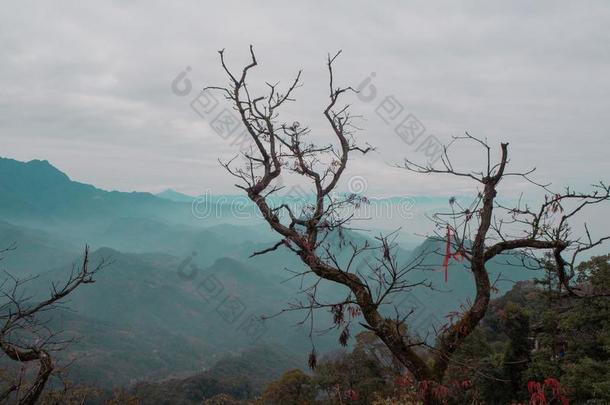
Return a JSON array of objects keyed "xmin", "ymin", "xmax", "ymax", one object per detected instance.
[{"xmin": 2, "ymin": 1, "xmax": 609, "ymax": 200}]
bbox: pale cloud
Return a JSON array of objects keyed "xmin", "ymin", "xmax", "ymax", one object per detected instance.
[{"xmin": 1, "ymin": 0, "xmax": 609, "ymax": 198}]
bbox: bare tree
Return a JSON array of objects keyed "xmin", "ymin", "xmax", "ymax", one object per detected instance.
[
  {"xmin": 401, "ymin": 133, "xmax": 610, "ymax": 379},
  {"xmin": 207, "ymin": 47, "xmax": 610, "ymax": 384},
  {"xmin": 0, "ymin": 245, "xmax": 106, "ymax": 404}
]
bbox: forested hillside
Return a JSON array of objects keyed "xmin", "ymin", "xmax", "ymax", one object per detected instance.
[{"xmin": 2, "ymin": 157, "xmax": 606, "ymax": 403}]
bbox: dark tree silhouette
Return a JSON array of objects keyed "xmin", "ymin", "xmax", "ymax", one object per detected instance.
[
  {"xmin": 208, "ymin": 46, "xmax": 610, "ymax": 384},
  {"xmin": 0, "ymin": 245, "xmax": 106, "ymax": 404},
  {"xmin": 401, "ymin": 134, "xmax": 610, "ymax": 379}
]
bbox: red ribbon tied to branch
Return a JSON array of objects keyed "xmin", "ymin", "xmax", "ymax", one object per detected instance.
[{"xmin": 441, "ymin": 225, "xmax": 463, "ymax": 283}]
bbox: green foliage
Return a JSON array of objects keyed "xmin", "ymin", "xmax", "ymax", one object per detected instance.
[
  {"xmin": 472, "ymin": 255, "xmax": 610, "ymax": 404},
  {"xmin": 38, "ymin": 383, "xmax": 102, "ymax": 404},
  {"xmin": 438, "ymin": 254, "xmax": 610, "ymax": 404},
  {"xmin": 502, "ymin": 302, "xmax": 531, "ymax": 397},
  {"xmin": 313, "ymin": 332, "xmax": 398, "ymax": 404},
  {"xmin": 130, "ymin": 346, "xmax": 300, "ymax": 404},
  {"xmin": 201, "ymin": 393, "xmax": 244, "ymax": 405},
  {"xmin": 104, "ymin": 388, "xmax": 140, "ymax": 405},
  {"xmin": 258, "ymin": 254, "xmax": 610, "ymax": 404},
  {"xmin": 561, "ymin": 357, "xmax": 610, "ymax": 404},
  {"xmin": 528, "ymin": 254, "xmax": 610, "ymax": 404},
  {"xmin": 261, "ymin": 369, "xmax": 316, "ymax": 405}
]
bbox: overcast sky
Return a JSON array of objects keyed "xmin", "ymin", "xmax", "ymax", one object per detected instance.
[{"xmin": 2, "ymin": 1, "xmax": 609, "ymax": 199}]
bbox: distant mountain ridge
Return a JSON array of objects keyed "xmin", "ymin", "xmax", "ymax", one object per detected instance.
[
  {"xmin": 0, "ymin": 156, "xmax": 544, "ymax": 390},
  {"xmin": 157, "ymin": 189, "xmax": 195, "ymax": 203},
  {"xmin": 0, "ymin": 157, "xmax": 187, "ymax": 226},
  {"xmin": 28, "ymin": 245, "xmax": 337, "ymax": 387},
  {"xmin": 0, "ymin": 157, "xmax": 472, "ymax": 238}
]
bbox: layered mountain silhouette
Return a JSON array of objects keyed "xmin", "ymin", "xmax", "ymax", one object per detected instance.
[{"xmin": 0, "ymin": 157, "xmax": 541, "ymax": 388}]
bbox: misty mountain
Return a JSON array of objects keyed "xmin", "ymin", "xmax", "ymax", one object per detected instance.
[
  {"xmin": 156, "ymin": 189, "xmax": 196, "ymax": 203},
  {"xmin": 0, "ymin": 220, "xmax": 81, "ymax": 274},
  {"xmin": 25, "ymin": 247, "xmax": 340, "ymax": 387},
  {"xmin": 130, "ymin": 345, "xmax": 303, "ymax": 404},
  {"xmin": 0, "ymin": 157, "xmax": 211, "ymax": 233},
  {"xmin": 0, "ymin": 156, "xmax": 546, "ymax": 391}
]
